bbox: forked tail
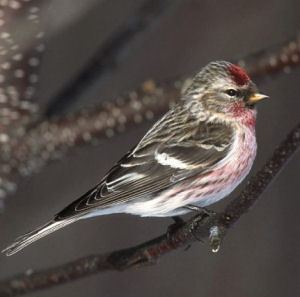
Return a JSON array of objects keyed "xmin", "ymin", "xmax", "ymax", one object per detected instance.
[{"xmin": 2, "ymin": 218, "xmax": 78, "ymax": 256}]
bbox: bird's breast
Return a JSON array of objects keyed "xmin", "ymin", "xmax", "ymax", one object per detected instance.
[
  {"xmin": 216, "ymin": 124, "xmax": 257, "ymax": 178},
  {"xmin": 122, "ymin": 125, "xmax": 257, "ymax": 217},
  {"xmin": 188, "ymin": 124, "xmax": 257, "ymax": 207},
  {"xmin": 161, "ymin": 124, "xmax": 257, "ymax": 212}
]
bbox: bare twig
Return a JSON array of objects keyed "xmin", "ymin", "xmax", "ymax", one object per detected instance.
[
  {"xmin": 0, "ymin": 121, "xmax": 299, "ymax": 297},
  {"xmin": 45, "ymin": 0, "xmax": 183, "ymax": 117}
]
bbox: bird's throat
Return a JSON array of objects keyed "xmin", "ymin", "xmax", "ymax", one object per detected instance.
[{"xmin": 228, "ymin": 102, "xmax": 257, "ymax": 127}]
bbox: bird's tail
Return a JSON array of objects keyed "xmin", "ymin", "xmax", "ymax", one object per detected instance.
[{"xmin": 2, "ymin": 218, "xmax": 78, "ymax": 256}]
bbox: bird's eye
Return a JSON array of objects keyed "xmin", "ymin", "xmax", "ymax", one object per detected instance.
[{"xmin": 226, "ymin": 89, "xmax": 237, "ymax": 97}]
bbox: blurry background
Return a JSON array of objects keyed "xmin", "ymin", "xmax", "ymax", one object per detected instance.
[{"xmin": 0, "ymin": 0, "xmax": 299, "ymax": 296}]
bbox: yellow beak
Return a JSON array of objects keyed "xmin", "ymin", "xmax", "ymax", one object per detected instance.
[{"xmin": 247, "ymin": 93, "xmax": 269, "ymax": 104}]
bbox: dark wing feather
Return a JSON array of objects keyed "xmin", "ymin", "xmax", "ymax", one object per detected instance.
[{"xmin": 56, "ymin": 106, "xmax": 233, "ymax": 220}]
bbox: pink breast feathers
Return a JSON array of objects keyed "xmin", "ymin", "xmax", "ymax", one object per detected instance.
[
  {"xmin": 228, "ymin": 65, "xmax": 250, "ymax": 86},
  {"xmin": 229, "ymin": 102, "xmax": 257, "ymax": 127}
]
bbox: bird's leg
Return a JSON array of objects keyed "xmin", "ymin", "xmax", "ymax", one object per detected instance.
[
  {"xmin": 183, "ymin": 205, "xmax": 216, "ymax": 243},
  {"xmin": 184, "ymin": 204, "xmax": 216, "ymax": 217}
]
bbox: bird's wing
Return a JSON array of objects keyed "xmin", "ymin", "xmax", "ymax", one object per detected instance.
[{"xmin": 56, "ymin": 106, "xmax": 233, "ymax": 220}]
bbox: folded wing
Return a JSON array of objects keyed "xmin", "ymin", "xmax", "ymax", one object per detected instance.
[{"xmin": 56, "ymin": 106, "xmax": 233, "ymax": 220}]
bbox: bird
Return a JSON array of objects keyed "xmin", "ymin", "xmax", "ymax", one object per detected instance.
[{"xmin": 2, "ymin": 61, "xmax": 268, "ymax": 256}]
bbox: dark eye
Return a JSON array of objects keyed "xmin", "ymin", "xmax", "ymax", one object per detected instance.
[{"xmin": 226, "ymin": 89, "xmax": 237, "ymax": 97}]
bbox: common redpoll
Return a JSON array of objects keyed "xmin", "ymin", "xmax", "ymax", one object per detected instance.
[{"xmin": 2, "ymin": 61, "xmax": 268, "ymax": 256}]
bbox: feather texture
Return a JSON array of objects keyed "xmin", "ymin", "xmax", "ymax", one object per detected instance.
[
  {"xmin": 2, "ymin": 218, "xmax": 78, "ymax": 256},
  {"xmin": 2, "ymin": 61, "xmax": 262, "ymax": 256},
  {"xmin": 56, "ymin": 104, "xmax": 233, "ymax": 220}
]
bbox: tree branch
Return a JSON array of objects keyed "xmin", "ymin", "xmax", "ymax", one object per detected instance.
[
  {"xmin": 45, "ymin": 0, "xmax": 183, "ymax": 117},
  {"xmin": 1, "ymin": 121, "xmax": 299, "ymax": 297}
]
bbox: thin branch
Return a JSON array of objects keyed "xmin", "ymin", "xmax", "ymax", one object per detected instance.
[
  {"xmin": 45, "ymin": 0, "xmax": 183, "ymax": 117},
  {"xmin": 0, "ymin": 121, "xmax": 299, "ymax": 297}
]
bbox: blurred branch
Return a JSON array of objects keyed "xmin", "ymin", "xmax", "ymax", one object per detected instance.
[
  {"xmin": 0, "ymin": 0, "xmax": 45, "ymax": 204},
  {"xmin": 0, "ymin": 121, "xmax": 299, "ymax": 297},
  {"xmin": 238, "ymin": 34, "xmax": 300, "ymax": 78},
  {"xmin": 45, "ymin": 0, "xmax": 183, "ymax": 117}
]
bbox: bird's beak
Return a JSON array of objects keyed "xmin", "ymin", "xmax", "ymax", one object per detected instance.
[{"xmin": 247, "ymin": 93, "xmax": 269, "ymax": 104}]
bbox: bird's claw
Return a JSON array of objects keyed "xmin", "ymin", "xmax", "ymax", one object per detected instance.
[{"xmin": 184, "ymin": 205, "xmax": 217, "ymax": 243}]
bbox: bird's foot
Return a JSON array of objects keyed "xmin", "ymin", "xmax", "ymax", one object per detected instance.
[{"xmin": 183, "ymin": 205, "xmax": 216, "ymax": 243}]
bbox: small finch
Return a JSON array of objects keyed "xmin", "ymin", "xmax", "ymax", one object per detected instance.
[{"xmin": 3, "ymin": 61, "xmax": 268, "ymax": 256}]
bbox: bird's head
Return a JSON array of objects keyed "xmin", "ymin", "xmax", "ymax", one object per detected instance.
[{"xmin": 185, "ymin": 61, "xmax": 268, "ymax": 124}]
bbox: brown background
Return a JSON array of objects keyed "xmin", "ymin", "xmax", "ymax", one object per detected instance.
[{"xmin": 0, "ymin": 1, "xmax": 299, "ymax": 297}]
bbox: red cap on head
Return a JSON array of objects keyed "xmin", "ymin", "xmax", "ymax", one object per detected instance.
[{"xmin": 228, "ymin": 65, "xmax": 250, "ymax": 86}]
